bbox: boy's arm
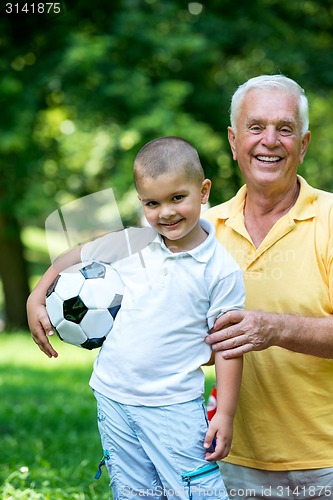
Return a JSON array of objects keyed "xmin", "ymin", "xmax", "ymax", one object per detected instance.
[
  {"xmin": 27, "ymin": 246, "xmax": 82, "ymax": 358},
  {"xmin": 204, "ymin": 351, "xmax": 243, "ymax": 461}
]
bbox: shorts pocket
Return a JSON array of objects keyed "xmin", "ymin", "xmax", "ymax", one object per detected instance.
[{"xmin": 181, "ymin": 463, "xmax": 229, "ymax": 500}]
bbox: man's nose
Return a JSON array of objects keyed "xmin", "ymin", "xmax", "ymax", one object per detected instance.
[{"xmin": 262, "ymin": 127, "xmax": 280, "ymax": 147}]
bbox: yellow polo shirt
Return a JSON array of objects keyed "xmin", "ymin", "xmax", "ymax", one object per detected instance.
[{"xmin": 204, "ymin": 176, "xmax": 333, "ymax": 470}]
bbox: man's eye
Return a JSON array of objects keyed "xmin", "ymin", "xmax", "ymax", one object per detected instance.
[
  {"xmin": 249, "ymin": 125, "xmax": 262, "ymax": 133},
  {"xmin": 280, "ymin": 128, "xmax": 293, "ymax": 136}
]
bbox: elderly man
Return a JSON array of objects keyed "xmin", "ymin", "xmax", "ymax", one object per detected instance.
[{"xmin": 205, "ymin": 75, "xmax": 333, "ymax": 499}]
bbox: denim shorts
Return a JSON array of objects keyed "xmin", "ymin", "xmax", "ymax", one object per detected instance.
[{"xmin": 94, "ymin": 391, "xmax": 229, "ymax": 500}]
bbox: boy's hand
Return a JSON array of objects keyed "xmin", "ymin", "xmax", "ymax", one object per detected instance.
[
  {"xmin": 204, "ymin": 413, "xmax": 233, "ymax": 461},
  {"xmin": 27, "ymin": 301, "xmax": 59, "ymax": 358}
]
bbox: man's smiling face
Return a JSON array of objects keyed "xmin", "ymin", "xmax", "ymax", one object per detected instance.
[{"xmin": 227, "ymin": 88, "xmax": 311, "ymax": 193}]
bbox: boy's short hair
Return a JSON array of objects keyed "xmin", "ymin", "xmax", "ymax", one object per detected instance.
[{"xmin": 134, "ymin": 136, "xmax": 205, "ymax": 188}]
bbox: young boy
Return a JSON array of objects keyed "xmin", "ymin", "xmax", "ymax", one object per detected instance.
[{"xmin": 27, "ymin": 137, "xmax": 245, "ymax": 499}]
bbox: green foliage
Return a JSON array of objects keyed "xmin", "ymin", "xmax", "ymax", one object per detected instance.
[
  {"xmin": 2, "ymin": 0, "xmax": 333, "ymax": 326},
  {"xmin": 2, "ymin": 0, "xmax": 333, "ymax": 220}
]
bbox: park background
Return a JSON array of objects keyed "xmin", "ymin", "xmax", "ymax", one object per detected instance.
[{"xmin": 0, "ymin": 0, "xmax": 333, "ymax": 498}]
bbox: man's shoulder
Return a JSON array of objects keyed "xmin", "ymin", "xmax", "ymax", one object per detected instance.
[
  {"xmin": 203, "ymin": 197, "xmax": 236, "ymax": 223},
  {"xmin": 315, "ymin": 186, "xmax": 333, "ymax": 204},
  {"xmin": 299, "ymin": 175, "xmax": 333, "ymax": 208},
  {"xmin": 307, "ymin": 182, "xmax": 333, "ymax": 218},
  {"xmin": 313, "ymin": 189, "xmax": 333, "ymax": 229}
]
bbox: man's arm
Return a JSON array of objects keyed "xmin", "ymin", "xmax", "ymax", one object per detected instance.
[{"xmin": 206, "ymin": 309, "xmax": 333, "ymax": 359}]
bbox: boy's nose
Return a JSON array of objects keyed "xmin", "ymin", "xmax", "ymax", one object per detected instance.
[{"xmin": 159, "ymin": 204, "xmax": 175, "ymax": 219}]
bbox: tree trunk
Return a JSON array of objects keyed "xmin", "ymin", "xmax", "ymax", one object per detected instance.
[{"xmin": 0, "ymin": 213, "xmax": 30, "ymax": 330}]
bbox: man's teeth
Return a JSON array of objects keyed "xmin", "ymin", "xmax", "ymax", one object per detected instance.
[{"xmin": 257, "ymin": 156, "xmax": 280, "ymax": 162}]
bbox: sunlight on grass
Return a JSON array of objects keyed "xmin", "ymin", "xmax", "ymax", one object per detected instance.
[
  {"xmin": 0, "ymin": 333, "xmax": 109, "ymax": 500},
  {"xmin": 0, "ymin": 333, "xmax": 216, "ymax": 499},
  {"xmin": 22, "ymin": 226, "xmax": 55, "ymax": 290},
  {"xmin": 1, "ymin": 331, "xmax": 99, "ymax": 368},
  {"xmin": 22, "ymin": 227, "xmax": 49, "ymax": 259}
]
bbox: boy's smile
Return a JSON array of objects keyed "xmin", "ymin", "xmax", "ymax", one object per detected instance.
[{"xmin": 137, "ymin": 170, "xmax": 211, "ymax": 252}]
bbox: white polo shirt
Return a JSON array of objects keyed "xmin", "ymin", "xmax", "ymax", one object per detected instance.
[{"xmin": 82, "ymin": 219, "xmax": 245, "ymax": 406}]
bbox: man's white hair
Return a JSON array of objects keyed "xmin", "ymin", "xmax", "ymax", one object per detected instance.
[{"xmin": 230, "ymin": 74, "xmax": 309, "ymax": 136}]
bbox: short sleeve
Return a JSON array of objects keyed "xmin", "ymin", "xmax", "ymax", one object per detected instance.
[{"xmin": 206, "ymin": 269, "xmax": 245, "ymax": 330}]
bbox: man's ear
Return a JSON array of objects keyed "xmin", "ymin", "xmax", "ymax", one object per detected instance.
[
  {"xmin": 299, "ymin": 131, "xmax": 311, "ymax": 164},
  {"xmin": 228, "ymin": 126, "xmax": 237, "ymax": 161}
]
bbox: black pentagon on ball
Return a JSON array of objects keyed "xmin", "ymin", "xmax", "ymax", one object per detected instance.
[
  {"xmin": 80, "ymin": 261, "xmax": 106, "ymax": 279},
  {"xmin": 63, "ymin": 296, "xmax": 88, "ymax": 323},
  {"xmin": 81, "ymin": 336, "xmax": 106, "ymax": 350}
]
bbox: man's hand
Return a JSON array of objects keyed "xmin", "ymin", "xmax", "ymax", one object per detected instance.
[{"xmin": 206, "ymin": 310, "xmax": 274, "ymax": 358}]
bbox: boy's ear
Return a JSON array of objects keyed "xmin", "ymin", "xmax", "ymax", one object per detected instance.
[{"xmin": 201, "ymin": 179, "xmax": 211, "ymax": 204}]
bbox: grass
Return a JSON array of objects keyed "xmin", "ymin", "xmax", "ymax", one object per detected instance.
[
  {"xmin": 0, "ymin": 332, "xmax": 216, "ymax": 500},
  {"xmin": 0, "ymin": 333, "xmax": 110, "ymax": 499}
]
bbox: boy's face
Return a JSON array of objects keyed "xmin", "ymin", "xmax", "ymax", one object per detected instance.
[{"xmin": 137, "ymin": 170, "xmax": 211, "ymax": 251}]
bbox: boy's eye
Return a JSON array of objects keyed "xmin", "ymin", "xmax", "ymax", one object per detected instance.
[
  {"xmin": 173, "ymin": 195, "xmax": 185, "ymax": 201},
  {"xmin": 145, "ymin": 201, "xmax": 158, "ymax": 207}
]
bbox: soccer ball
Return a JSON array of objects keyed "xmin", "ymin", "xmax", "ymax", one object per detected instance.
[{"xmin": 45, "ymin": 261, "xmax": 124, "ymax": 349}]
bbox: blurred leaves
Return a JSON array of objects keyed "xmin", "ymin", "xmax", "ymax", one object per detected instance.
[
  {"xmin": 1, "ymin": 0, "xmax": 333, "ymax": 325},
  {"xmin": 2, "ymin": 0, "xmax": 333, "ymax": 220}
]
